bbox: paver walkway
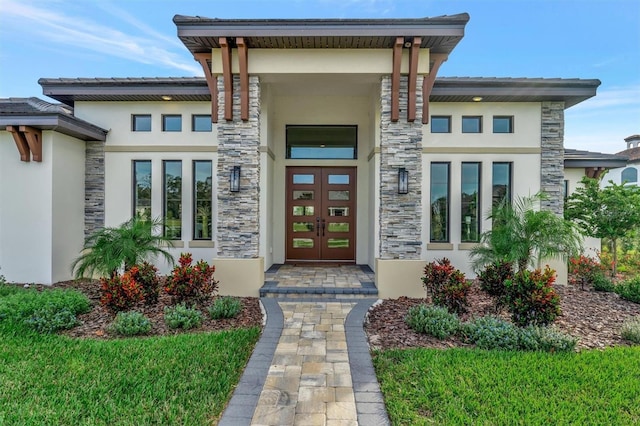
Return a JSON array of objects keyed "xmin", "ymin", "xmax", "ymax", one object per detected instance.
[{"xmin": 219, "ymin": 297, "xmax": 390, "ymax": 425}]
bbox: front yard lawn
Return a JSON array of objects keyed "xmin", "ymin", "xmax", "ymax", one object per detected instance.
[
  {"xmin": 0, "ymin": 327, "xmax": 260, "ymax": 425},
  {"xmin": 374, "ymin": 347, "xmax": 640, "ymax": 425}
]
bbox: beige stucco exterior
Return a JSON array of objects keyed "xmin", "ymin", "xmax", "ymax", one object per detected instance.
[{"xmin": 214, "ymin": 257, "xmax": 264, "ymax": 297}]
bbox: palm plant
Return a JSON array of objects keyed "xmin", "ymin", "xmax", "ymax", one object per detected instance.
[
  {"xmin": 470, "ymin": 193, "xmax": 582, "ymax": 273},
  {"xmin": 71, "ymin": 217, "xmax": 175, "ymax": 279}
]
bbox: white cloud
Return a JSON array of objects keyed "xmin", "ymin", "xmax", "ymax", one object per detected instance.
[{"xmin": 0, "ymin": 0, "xmax": 201, "ymax": 75}]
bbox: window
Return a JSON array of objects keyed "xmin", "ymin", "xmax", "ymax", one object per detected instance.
[
  {"xmin": 132, "ymin": 115, "xmax": 151, "ymax": 132},
  {"xmin": 492, "ymin": 162, "xmax": 512, "ymax": 206},
  {"xmin": 286, "ymin": 125, "xmax": 357, "ymax": 159},
  {"xmin": 192, "ymin": 115, "xmax": 212, "ymax": 132},
  {"xmin": 132, "ymin": 161, "xmax": 151, "ymax": 220},
  {"xmin": 430, "ymin": 163, "xmax": 450, "ymax": 242},
  {"xmin": 162, "ymin": 115, "xmax": 182, "ymax": 132},
  {"xmin": 193, "ymin": 161, "xmax": 213, "ymax": 240},
  {"xmin": 431, "ymin": 116, "xmax": 451, "ymax": 133},
  {"xmin": 563, "ymin": 180, "xmax": 570, "ymax": 200},
  {"xmin": 493, "ymin": 116, "xmax": 514, "ymax": 133},
  {"xmin": 462, "ymin": 116, "xmax": 482, "ymax": 133},
  {"xmin": 163, "ymin": 161, "xmax": 182, "ymax": 239},
  {"xmin": 461, "ymin": 163, "xmax": 481, "ymax": 242},
  {"xmin": 621, "ymin": 167, "xmax": 638, "ymax": 184}
]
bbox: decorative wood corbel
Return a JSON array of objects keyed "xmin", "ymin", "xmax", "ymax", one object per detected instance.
[
  {"xmin": 407, "ymin": 37, "xmax": 421, "ymax": 122},
  {"xmin": 237, "ymin": 37, "xmax": 249, "ymax": 122},
  {"xmin": 219, "ymin": 37, "xmax": 233, "ymax": 121},
  {"xmin": 391, "ymin": 37, "xmax": 403, "ymax": 122},
  {"xmin": 194, "ymin": 52, "xmax": 218, "ymax": 123},
  {"xmin": 422, "ymin": 53, "xmax": 448, "ymax": 124},
  {"xmin": 7, "ymin": 125, "xmax": 42, "ymax": 162}
]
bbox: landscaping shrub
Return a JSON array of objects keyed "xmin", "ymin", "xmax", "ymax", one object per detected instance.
[
  {"xmin": 109, "ymin": 311, "xmax": 152, "ymax": 336},
  {"xmin": 422, "ymin": 258, "xmax": 471, "ymax": 314},
  {"xmin": 100, "ymin": 268, "xmax": 144, "ymax": 311},
  {"xmin": 568, "ymin": 255, "xmax": 605, "ymax": 290},
  {"xmin": 621, "ymin": 317, "xmax": 640, "ymax": 343},
  {"xmin": 615, "ymin": 276, "xmax": 640, "ymax": 304},
  {"xmin": 0, "ymin": 288, "xmax": 90, "ymax": 323},
  {"xmin": 405, "ymin": 304, "xmax": 460, "ymax": 339},
  {"xmin": 165, "ymin": 253, "xmax": 218, "ymax": 304},
  {"xmin": 462, "ymin": 316, "xmax": 520, "ymax": 350},
  {"xmin": 503, "ymin": 266, "xmax": 561, "ymax": 327},
  {"xmin": 519, "ymin": 326, "xmax": 578, "ymax": 353},
  {"xmin": 164, "ymin": 304, "xmax": 203, "ymax": 330},
  {"xmin": 592, "ymin": 273, "xmax": 615, "ymax": 292},
  {"xmin": 208, "ymin": 296, "xmax": 242, "ymax": 319},
  {"xmin": 477, "ymin": 260, "xmax": 513, "ymax": 298},
  {"xmin": 25, "ymin": 305, "xmax": 80, "ymax": 334},
  {"xmin": 129, "ymin": 262, "xmax": 160, "ymax": 304}
]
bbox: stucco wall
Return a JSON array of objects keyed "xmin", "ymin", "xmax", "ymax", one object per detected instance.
[{"xmin": 0, "ymin": 132, "xmax": 54, "ymax": 283}]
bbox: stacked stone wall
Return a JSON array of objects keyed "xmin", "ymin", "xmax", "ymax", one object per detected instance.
[
  {"xmin": 216, "ymin": 76, "xmax": 261, "ymax": 257},
  {"xmin": 85, "ymin": 141, "xmax": 105, "ymax": 238},
  {"xmin": 379, "ymin": 76, "xmax": 423, "ymax": 259},
  {"xmin": 541, "ymin": 101, "xmax": 565, "ymax": 215}
]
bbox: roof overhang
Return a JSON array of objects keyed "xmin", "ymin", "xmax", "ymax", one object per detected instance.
[
  {"xmin": 431, "ymin": 78, "xmax": 601, "ymax": 108},
  {"xmin": 173, "ymin": 15, "xmax": 470, "ymax": 55},
  {"xmin": 38, "ymin": 77, "xmax": 211, "ymax": 107},
  {"xmin": 564, "ymin": 149, "xmax": 628, "ymax": 168},
  {"xmin": 0, "ymin": 113, "xmax": 107, "ymax": 141}
]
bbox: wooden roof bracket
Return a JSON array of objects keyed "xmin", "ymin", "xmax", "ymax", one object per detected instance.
[
  {"xmin": 586, "ymin": 166, "xmax": 606, "ymax": 179},
  {"xmin": 391, "ymin": 37, "xmax": 403, "ymax": 122},
  {"xmin": 219, "ymin": 37, "xmax": 233, "ymax": 121},
  {"xmin": 237, "ymin": 37, "xmax": 249, "ymax": 122},
  {"xmin": 422, "ymin": 53, "xmax": 448, "ymax": 124},
  {"xmin": 7, "ymin": 125, "xmax": 42, "ymax": 162},
  {"xmin": 407, "ymin": 37, "xmax": 421, "ymax": 122},
  {"xmin": 194, "ymin": 52, "xmax": 218, "ymax": 124}
]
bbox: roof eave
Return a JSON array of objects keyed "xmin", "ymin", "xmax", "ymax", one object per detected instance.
[{"xmin": 0, "ymin": 114, "xmax": 108, "ymax": 141}]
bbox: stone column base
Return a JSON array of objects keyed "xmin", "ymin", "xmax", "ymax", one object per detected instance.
[{"xmin": 213, "ymin": 257, "xmax": 265, "ymax": 297}]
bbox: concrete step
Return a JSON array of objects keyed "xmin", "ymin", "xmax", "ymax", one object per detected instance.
[{"xmin": 259, "ymin": 281, "xmax": 378, "ymax": 299}]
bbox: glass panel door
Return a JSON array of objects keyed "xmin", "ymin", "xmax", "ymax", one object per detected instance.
[{"xmin": 286, "ymin": 167, "xmax": 356, "ymax": 261}]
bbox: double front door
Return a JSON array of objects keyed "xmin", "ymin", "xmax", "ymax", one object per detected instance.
[{"xmin": 286, "ymin": 167, "xmax": 356, "ymax": 262}]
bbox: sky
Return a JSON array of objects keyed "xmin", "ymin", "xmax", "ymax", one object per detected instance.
[{"xmin": 0, "ymin": 0, "xmax": 638, "ymax": 154}]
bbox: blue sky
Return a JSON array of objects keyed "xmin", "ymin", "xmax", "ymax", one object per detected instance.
[{"xmin": 0, "ymin": 0, "xmax": 638, "ymax": 153}]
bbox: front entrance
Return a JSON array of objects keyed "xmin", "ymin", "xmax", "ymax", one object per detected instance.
[{"xmin": 286, "ymin": 167, "xmax": 356, "ymax": 262}]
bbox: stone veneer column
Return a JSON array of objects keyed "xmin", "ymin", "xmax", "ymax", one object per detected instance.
[
  {"xmin": 540, "ymin": 101, "xmax": 565, "ymax": 215},
  {"xmin": 85, "ymin": 140, "xmax": 105, "ymax": 238},
  {"xmin": 379, "ymin": 76, "xmax": 423, "ymax": 259},
  {"xmin": 216, "ymin": 75, "xmax": 260, "ymax": 258}
]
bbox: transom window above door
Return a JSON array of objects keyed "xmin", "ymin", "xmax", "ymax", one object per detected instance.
[{"xmin": 286, "ymin": 125, "xmax": 357, "ymax": 159}]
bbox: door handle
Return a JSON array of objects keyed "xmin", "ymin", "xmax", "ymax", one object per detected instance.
[
  {"xmin": 321, "ymin": 218, "xmax": 326, "ymax": 237},
  {"xmin": 316, "ymin": 217, "xmax": 320, "ymax": 237}
]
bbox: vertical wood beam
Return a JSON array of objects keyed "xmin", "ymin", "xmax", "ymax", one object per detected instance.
[
  {"xmin": 20, "ymin": 126, "xmax": 42, "ymax": 162},
  {"xmin": 391, "ymin": 37, "xmax": 403, "ymax": 122},
  {"xmin": 219, "ymin": 37, "xmax": 233, "ymax": 121},
  {"xmin": 237, "ymin": 37, "xmax": 249, "ymax": 122},
  {"xmin": 194, "ymin": 52, "xmax": 218, "ymax": 123},
  {"xmin": 422, "ymin": 53, "xmax": 448, "ymax": 124},
  {"xmin": 6, "ymin": 125, "xmax": 30, "ymax": 162},
  {"xmin": 407, "ymin": 37, "xmax": 421, "ymax": 122}
]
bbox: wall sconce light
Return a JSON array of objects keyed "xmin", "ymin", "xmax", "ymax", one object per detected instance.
[
  {"xmin": 398, "ymin": 167, "xmax": 409, "ymax": 194},
  {"xmin": 230, "ymin": 165, "xmax": 241, "ymax": 192}
]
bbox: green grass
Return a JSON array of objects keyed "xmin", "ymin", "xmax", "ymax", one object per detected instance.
[
  {"xmin": 0, "ymin": 327, "xmax": 260, "ymax": 425},
  {"xmin": 373, "ymin": 347, "xmax": 640, "ymax": 425}
]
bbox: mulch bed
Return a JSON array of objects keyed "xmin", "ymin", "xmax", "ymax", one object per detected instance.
[
  {"xmin": 365, "ymin": 281, "xmax": 640, "ymax": 351},
  {"xmin": 36, "ymin": 280, "xmax": 263, "ymax": 339}
]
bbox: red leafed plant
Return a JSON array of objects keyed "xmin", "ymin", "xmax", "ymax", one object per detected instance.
[
  {"xmin": 504, "ymin": 266, "xmax": 560, "ymax": 327},
  {"xmin": 100, "ymin": 267, "xmax": 144, "ymax": 311},
  {"xmin": 568, "ymin": 255, "xmax": 604, "ymax": 290},
  {"xmin": 165, "ymin": 253, "xmax": 218, "ymax": 304},
  {"xmin": 422, "ymin": 258, "xmax": 471, "ymax": 315}
]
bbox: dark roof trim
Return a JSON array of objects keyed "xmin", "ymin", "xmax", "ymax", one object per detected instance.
[
  {"xmin": 0, "ymin": 114, "xmax": 107, "ymax": 141},
  {"xmin": 431, "ymin": 77, "xmax": 601, "ymax": 108},
  {"xmin": 564, "ymin": 148, "xmax": 628, "ymax": 168}
]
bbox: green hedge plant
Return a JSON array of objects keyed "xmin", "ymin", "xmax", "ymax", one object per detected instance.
[
  {"xmin": 615, "ymin": 276, "xmax": 640, "ymax": 304},
  {"xmin": 621, "ymin": 317, "xmax": 640, "ymax": 343},
  {"xmin": 405, "ymin": 305, "xmax": 460, "ymax": 339}
]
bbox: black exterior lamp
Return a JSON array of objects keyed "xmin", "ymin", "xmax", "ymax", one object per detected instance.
[
  {"xmin": 230, "ymin": 165, "xmax": 241, "ymax": 192},
  {"xmin": 398, "ymin": 167, "xmax": 409, "ymax": 194}
]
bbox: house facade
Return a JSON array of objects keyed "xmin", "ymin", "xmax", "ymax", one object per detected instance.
[
  {"xmin": 605, "ymin": 135, "xmax": 640, "ymax": 187},
  {"xmin": 0, "ymin": 15, "xmax": 607, "ymax": 297}
]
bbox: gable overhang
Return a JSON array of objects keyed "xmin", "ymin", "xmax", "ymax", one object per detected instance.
[
  {"xmin": 431, "ymin": 78, "xmax": 601, "ymax": 108},
  {"xmin": 564, "ymin": 148, "xmax": 629, "ymax": 179}
]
